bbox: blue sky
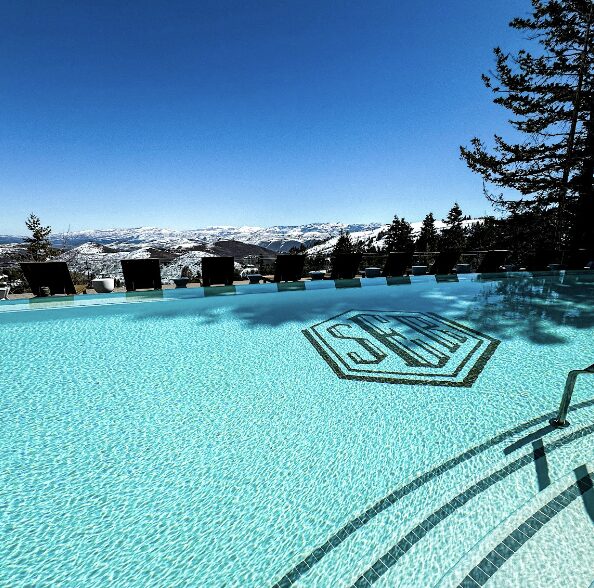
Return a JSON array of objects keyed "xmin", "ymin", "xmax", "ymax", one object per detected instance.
[{"xmin": 0, "ymin": 0, "xmax": 525, "ymax": 234}]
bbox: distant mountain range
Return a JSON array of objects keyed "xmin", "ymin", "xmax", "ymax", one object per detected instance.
[{"xmin": 0, "ymin": 222, "xmax": 384, "ymax": 251}]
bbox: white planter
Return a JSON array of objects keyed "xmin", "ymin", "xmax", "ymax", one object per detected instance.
[
  {"xmin": 92, "ymin": 278, "xmax": 115, "ymax": 293},
  {"xmin": 0, "ymin": 286, "xmax": 9, "ymax": 300}
]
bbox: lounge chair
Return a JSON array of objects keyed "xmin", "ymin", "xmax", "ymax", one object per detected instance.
[
  {"xmin": 429, "ymin": 250, "xmax": 460, "ymax": 275},
  {"xmin": 382, "ymin": 252, "xmax": 412, "ymax": 277},
  {"xmin": 20, "ymin": 261, "xmax": 76, "ymax": 296},
  {"xmin": 273, "ymin": 254, "xmax": 305, "ymax": 282},
  {"xmin": 563, "ymin": 249, "xmax": 593, "ymax": 270},
  {"xmin": 0, "ymin": 274, "xmax": 9, "ymax": 300},
  {"xmin": 201, "ymin": 256, "xmax": 234, "ymax": 286},
  {"xmin": 476, "ymin": 250, "xmax": 509, "ymax": 273},
  {"xmin": 522, "ymin": 250, "xmax": 559, "ymax": 271},
  {"xmin": 330, "ymin": 253, "xmax": 362, "ymax": 280},
  {"xmin": 120, "ymin": 258, "xmax": 162, "ymax": 291}
]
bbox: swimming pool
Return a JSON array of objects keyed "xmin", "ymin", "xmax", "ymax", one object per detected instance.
[{"xmin": 1, "ymin": 273, "xmax": 593, "ymax": 587}]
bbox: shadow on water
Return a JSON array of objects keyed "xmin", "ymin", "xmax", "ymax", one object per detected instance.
[
  {"xmin": 466, "ymin": 275, "xmax": 594, "ymax": 345},
  {"xmin": 503, "ymin": 424, "xmax": 556, "ymax": 455},
  {"xmin": 128, "ymin": 294, "xmax": 346, "ymax": 328},
  {"xmin": 532, "ymin": 439, "xmax": 551, "ymax": 491},
  {"xmin": 129, "ymin": 285, "xmax": 473, "ymax": 330},
  {"xmin": 575, "ymin": 464, "xmax": 594, "ymax": 523},
  {"xmin": 124, "ymin": 274, "xmax": 594, "ymax": 346}
]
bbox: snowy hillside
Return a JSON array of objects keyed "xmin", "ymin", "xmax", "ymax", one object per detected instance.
[
  {"xmin": 306, "ymin": 219, "xmax": 481, "ymax": 255},
  {"xmin": 55, "ymin": 240, "xmax": 273, "ymax": 281}
]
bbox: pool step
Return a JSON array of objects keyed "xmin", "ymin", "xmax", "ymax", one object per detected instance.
[
  {"xmin": 275, "ymin": 400, "xmax": 594, "ymax": 588},
  {"xmin": 439, "ymin": 464, "xmax": 594, "ymax": 588},
  {"xmin": 371, "ymin": 425, "xmax": 594, "ymax": 588},
  {"xmin": 318, "ymin": 425, "xmax": 594, "ymax": 587}
]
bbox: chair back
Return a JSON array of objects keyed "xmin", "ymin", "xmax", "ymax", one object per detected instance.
[
  {"xmin": 274, "ymin": 255, "xmax": 305, "ymax": 282},
  {"xmin": 120, "ymin": 258, "xmax": 162, "ymax": 291},
  {"xmin": 523, "ymin": 249, "xmax": 559, "ymax": 271},
  {"xmin": 429, "ymin": 250, "xmax": 460, "ymax": 275},
  {"xmin": 20, "ymin": 262, "xmax": 76, "ymax": 296},
  {"xmin": 382, "ymin": 251, "xmax": 412, "ymax": 277},
  {"xmin": 330, "ymin": 253, "xmax": 362, "ymax": 280},
  {"xmin": 564, "ymin": 249, "xmax": 593, "ymax": 270},
  {"xmin": 201, "ymin": 257, "xmax": 235, "ymax": 286},
  {"xmin": 476, "ymin": 250, "xmax": 509, "ymax": 273}
]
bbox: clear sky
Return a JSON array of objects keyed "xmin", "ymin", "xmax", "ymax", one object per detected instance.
[{"xmin": 0, "ymin": 0, "xmax": 526, "ymax": 234}]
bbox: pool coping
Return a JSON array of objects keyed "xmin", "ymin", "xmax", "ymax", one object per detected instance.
[{"xmin": 0, "ymin": 270, "xmax": 592, "ymax": 313}]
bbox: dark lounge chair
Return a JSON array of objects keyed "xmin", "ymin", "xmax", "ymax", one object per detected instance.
[
  {"xmin": 429, "ymin": 250, "xmax": 460, "ymax": 275},
  {"xmin": 476, "ymin": 250, "xmax": 509, "ymax": 273},
  {"xmin": 522, "ymin": 250, "xmax": 559, "ymax": 271},
  {"xmin": 564, "ymin": 249, "xmax": 593, "ymax": 270},
  {"xmin": 273, "ymin": 254, "xmax": 305, "ymax": 282},
  {"xmin": 121, "ymin": 258, "xmax": 162, "ymax": 291},
  {"xmin": 20, "ymin": 261, "xmax": 76, "ymax": 296},
  {"xmin": 382, "ymin": 251, "xmax": 412, "ymax": 277},
  {"xmin": 330, "ymin": 253, "xmax": 362, "ymax": 280},
  {"xmin": 201, "ymin": 256, "xmax": 234, "ymax": 286}
]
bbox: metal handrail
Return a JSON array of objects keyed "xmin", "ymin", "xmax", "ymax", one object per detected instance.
[{"xmin": 550, "ymin": 363, "xmax": 594, "ymax": 427}]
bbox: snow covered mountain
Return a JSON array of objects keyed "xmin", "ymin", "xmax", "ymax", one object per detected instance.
[{"xmin": 11, "ymin": 222, "xmax": 384, "ymax": 252}]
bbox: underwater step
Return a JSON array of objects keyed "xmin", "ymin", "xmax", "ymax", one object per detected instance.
[
  {"xmin": 282, "ymin": 411, "xmax": 594, "ymax": 588},
  {"xmin": 440, "ymin": 464, "xmax": 594, "ymax": 588}
]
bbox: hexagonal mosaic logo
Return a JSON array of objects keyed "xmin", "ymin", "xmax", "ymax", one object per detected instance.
[{"xmin": 303, "ymin": 310, "xmax": 499, "ymax": 387}]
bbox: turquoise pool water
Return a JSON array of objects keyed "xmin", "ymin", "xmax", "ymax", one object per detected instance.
[{"xmin": 1, "ymin": 273, "xmax": 593, "ymax": 587}]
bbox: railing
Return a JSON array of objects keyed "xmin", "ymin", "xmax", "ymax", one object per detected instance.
[
  {"xmin": 239, "ymin": 251, "xmax": 490, "ymax": 274},
  {"xmin": 550, "ymin": 363, "xmax": 594, "ymax": 428},
  {"xmin": 239, "ymin": 249, "xmax": 594, "ymax": 275}
]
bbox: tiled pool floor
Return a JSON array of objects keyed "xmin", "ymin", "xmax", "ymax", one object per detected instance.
[{"xmin": 1, "ymin": 273, "xmax": 593, "ymax": 587}]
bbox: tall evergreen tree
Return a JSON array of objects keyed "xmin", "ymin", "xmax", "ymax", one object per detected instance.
[
  {"xmin": 465, "ymin": 216, "xmax": 504, "ymax": 251},
  {"xmin": 439, "ymin": 203, "xmax": 467, "ymax": 250},
  {"xmin": 332, "ymin": 229, "xmax": 355, "ymax": 255},
  {"xmin": 384, "ymin": 215, "xmax": 415, "ymax": 252},
  {"xmin": 23, "ymin": 213, "xmax": 56, "ymax": 261},
  {"xmin": 460, "ymin": 0, "xmax": 594, "ymax": 250},
  {"xmin": 415, "ymin": 212, "xmax": 438, "ymax": 252}
]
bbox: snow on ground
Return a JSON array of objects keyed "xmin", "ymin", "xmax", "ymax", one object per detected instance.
[
  {"xmin": 159, "ymin": 250, "xmax": 214, "ymax": 281},
  {"xmin": 57, "ymin": 243, "xmax": 153, "ymax": 278},
  {"xmin": 54, "ymin": 243, "xmax": 240, "ymax": 282}
]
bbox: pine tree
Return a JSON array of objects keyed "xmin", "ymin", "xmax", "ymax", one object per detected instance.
[
  {"xmin": 465, "ymin": 217, "xmax": 503, "ymax": 250},
  {"xmin": 460, "ymin": 0, "xmax": 594, "ymax": 250},
  {"xmin": 384, "ymin": 215, "xmax": 415, "ymax": 253},
  {"xmin": 415, "ymin": 212, "xmax": 438, "ymax": 252},
  {"xmin": 332, "ymin": 229, "xmax": 355, "ymax": 255},
  {"xmin": 23, "ymin": 213, "xmax": 56, "ymax": 261},
  {"xmin": 439, "ymin": 203, "xmax": 467, "ymax": 250}
]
